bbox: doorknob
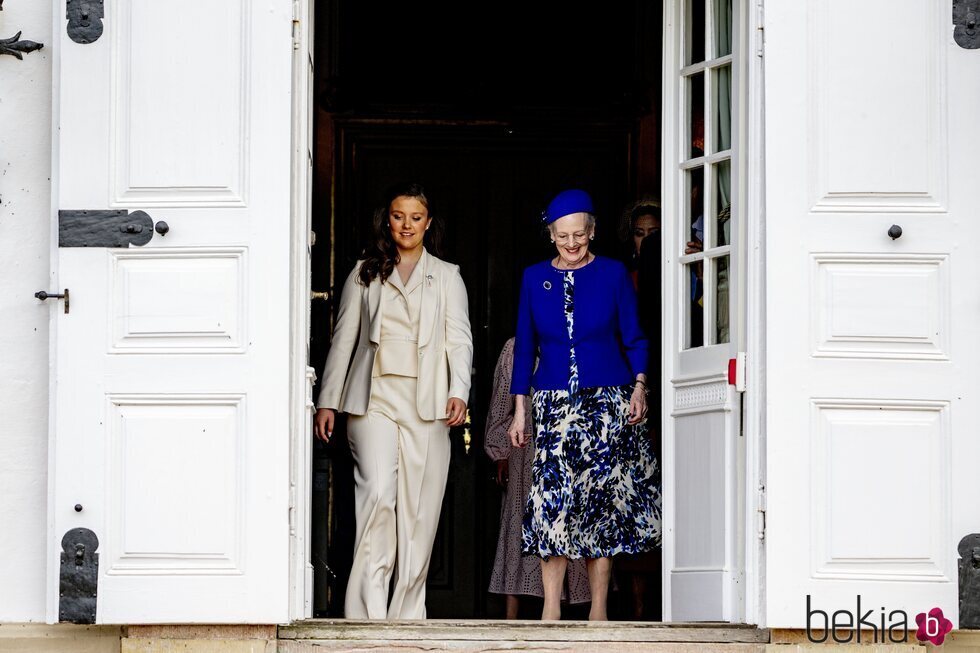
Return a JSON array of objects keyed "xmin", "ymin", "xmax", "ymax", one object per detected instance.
[
  {"xmin": 311, "ymin": 290, "xmax": 330, "ymax": 301},
  {"xmin": 888, "ymin": 224, "xmax": 903, "ymax": 240},
  {"xmin": 154, "ymin": 221, "xmax": 169, "ymax": 236}
]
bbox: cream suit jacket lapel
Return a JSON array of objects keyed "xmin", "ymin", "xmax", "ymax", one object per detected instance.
[
  {"xmin": 418, "ymin": 251, "xmax": 435, "ymax": 348},
  {"xmin": 367, "ymin": 272, "xmax": 384, "ymax": 345}
]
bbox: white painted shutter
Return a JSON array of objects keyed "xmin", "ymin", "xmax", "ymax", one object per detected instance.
[
  {"xmin": 662, "ymin": 0, "xmax": 745, "ymax": 622},
  {"xmin": 49, "ymin": 0, "xmax": 293, "ymax": 623},
  {"xmin": 765, "ymin": 0, "xmax": 977, "ymax": 628}
]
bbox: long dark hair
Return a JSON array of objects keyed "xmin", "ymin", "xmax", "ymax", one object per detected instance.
[{"xmin": 359, "ymin": 182, "xmax": 445, "ymax": 285}]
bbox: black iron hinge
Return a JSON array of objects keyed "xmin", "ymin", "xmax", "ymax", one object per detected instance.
[
  {"xmin": 954, "ymin": 0, "xmax": 980, "ymax": 49},
  {"xmin": 59, "ymin": 528, "xmax": 99, "ymax": 624},
  {"xmin": 960, "ymin": 534, "xmax": 980, "ymax": 629},
  {"xmin": 59, "ymin": 210, "xmax": 169, "ymax": 247},
  {"xmin": 66, "ymin": 0, "xmax": 103, "ymax": 44}
]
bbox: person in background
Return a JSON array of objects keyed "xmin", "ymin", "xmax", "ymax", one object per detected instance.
[
  {"xmin": 313, "ymin": 182, "xmax": 473, "ymax": 620},
  {"xmin": 686, "ymin": 185, "xmax": 705, "ymax": 347},
  {"xmin": 509, "ymin": 189, "xmax": 662, "ymax": 621},
  {"xmin": 485, "ymin": 337, "xmax": 591, "ymax": 618},
  {"xmin": 619, "ymin": 199, "xmax": 662, "ymax": 288},
  {"xmin": 617, "ymin": 204, "xmax": 665, "ymax": 620}
]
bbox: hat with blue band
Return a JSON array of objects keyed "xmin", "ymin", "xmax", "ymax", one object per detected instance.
[{"xmin": 541, "ymin": 189, "xmax": 594, "ymax": 225}]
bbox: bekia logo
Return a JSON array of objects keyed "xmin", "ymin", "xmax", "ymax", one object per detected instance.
[
  {"xmin": 806, "ymin": 595, "xmax": 953, "ymax": 645},
  {"xmin": 915, "ymin": 607, "xmax": 953, "ymax": 646}
]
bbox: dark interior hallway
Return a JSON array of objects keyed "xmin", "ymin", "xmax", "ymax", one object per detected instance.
[{"xmin": 308, "ymin": 0, "xmax": 663, "ymax": 619}]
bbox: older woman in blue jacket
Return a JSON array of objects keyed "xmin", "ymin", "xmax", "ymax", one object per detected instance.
[{"xmin": 508, "ymin": 189, "xmax": 662, "ymax": 622}]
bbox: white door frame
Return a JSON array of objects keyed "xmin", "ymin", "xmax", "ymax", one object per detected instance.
[
  {"xmin": 288, "ymin": 0, "xmax": 315, "ymax": 622},
  {"xmin": 286, "ymin": 0, "xmax": 770, "ymax": 624},
  {"xmin": 740, "ymin": 0, "xmax": 766, "ymax": 628}
]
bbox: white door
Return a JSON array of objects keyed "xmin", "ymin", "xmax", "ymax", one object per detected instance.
[
  {"xmin": 48, "ymin": 0, "xmax": 293, "ymax": 623},
  {"xmin": 765, "ymin": 0, "xmax": 979, "ymax": 628},
  {"xmin": 662, "ymin": 0, "xmax": 746, "ymax": 622}
]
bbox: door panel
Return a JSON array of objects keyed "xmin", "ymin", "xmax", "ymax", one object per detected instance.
[
  {"xmin": 662, "ymin": 0, "xmax": 745, "ymax": 622},
  {"xmin": 50, "ymin": 0, "xmax": 293, "ymax": 623},
  {"xmin": 765, "ymin": 0, "xmax": 973, "ymax": 628}
]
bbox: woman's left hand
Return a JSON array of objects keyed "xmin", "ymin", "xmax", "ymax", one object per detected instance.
[
  {"xmin": 445, "ymin": 397, "xmax": 467, "ymax": 427},
  {"xmin": 628, "ymin": 385, "xmax": 648, "ymax": 425}
]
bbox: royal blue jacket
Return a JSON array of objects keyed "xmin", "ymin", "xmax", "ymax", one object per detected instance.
[{"xmin": 511, "ymin": 256, "xmax": 648, "ymax": 395}]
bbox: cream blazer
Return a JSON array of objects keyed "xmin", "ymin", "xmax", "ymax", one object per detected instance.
[{"xmin": 316, "ymin": 250, "xmax": 473, "ymax": 421}]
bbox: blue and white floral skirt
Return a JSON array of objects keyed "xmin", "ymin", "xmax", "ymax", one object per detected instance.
[{"xmin": 522, "ymin": 384, "xmax": 663, "ymax": 560}]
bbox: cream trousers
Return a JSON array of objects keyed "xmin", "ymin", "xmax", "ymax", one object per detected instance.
[{"xmin": 344, "ymin": 374, "xmax": 451, "ymax": 619}]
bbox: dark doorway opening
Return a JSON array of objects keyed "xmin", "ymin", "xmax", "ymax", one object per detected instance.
[{"xmin": 309, "ymin": 1, "xmax": 663, "ymax": 620}]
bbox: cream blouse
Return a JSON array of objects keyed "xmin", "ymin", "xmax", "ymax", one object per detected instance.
[{"xmin": 372, "ymin": 261, "xmax": 423, "ymax": 378}]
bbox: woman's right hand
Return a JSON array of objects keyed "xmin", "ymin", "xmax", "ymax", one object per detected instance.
[{"xmin": 314, "ymin": 408, "xmax": 335, "ymax": 443}]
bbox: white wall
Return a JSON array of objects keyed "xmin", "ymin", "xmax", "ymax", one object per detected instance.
[{"xmin": 0, "ymin": 0, "xmax": 53, "ymax": 622}]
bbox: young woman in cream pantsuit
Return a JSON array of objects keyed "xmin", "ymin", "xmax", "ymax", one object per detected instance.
[{"xmin": 314, "ymin": 183, "xmax": 473, "ymax": 620}]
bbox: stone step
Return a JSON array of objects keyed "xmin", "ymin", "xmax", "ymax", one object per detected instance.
[{"xmin": 278, "ymin": 620, "xmax": 770, "ymax": 653}]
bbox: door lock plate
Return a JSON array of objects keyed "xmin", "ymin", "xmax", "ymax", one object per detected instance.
[
  {"xmin": 954, "ymin": 0, "xmax": 980, "ymax": 49},
  {"xmin": 59, "ymin": 528, "xmax": 99, "ymax": 624},
  {"xmin": 960, "ymin": 534, "xmax": 980, "ymax": 628}
]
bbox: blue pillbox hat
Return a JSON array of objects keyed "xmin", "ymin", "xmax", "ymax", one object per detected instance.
[{"xmin": 542, "ymin": 189, "xmax": 594, "ymax": 224}]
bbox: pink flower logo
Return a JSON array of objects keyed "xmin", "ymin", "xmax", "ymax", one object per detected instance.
[{"xmin": 915, "ymin": 607, "xmax": 953, "ymax": 645}]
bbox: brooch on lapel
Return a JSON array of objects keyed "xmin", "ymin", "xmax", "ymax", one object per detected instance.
[
  {"xmin": 426, "ymin": 274, "xmax": 433, "ymax": 287},
  {"xmin": 542, "ymin": 280, "xmax": 552, "ymax": 290}
]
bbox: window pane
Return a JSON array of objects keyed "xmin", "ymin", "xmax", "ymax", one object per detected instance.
[
  {"xmin": 712, "ymin": 64, "xmax": 732, "ymax": 153},
  {"xmin": 684, "ymin": 166, "xmax": 705, "ymax": 351},
  {"xmin": 713, "ymin": 0, "xmax": 733, "ymax": 57},
  {"xmin": 686, "ymin": 166, "xmax": 705, "ymax": 249},
  {"xmin": 689, "ymin": 72, "xmax": 705, "ymax": 159},
  {"xmin": 713, "ymin": 159, "xmax": 731, "ymax": 247},
  {"xmin": 687, "ymin": 0, "xmax": 706, "ymax": 64},
  {"xmin": 685, "ymin": 262, "xmax": 705, "ymax": 349},
  {"xmin": 714, "ymin": 255, "xmax": 730, "ymax": 344}
]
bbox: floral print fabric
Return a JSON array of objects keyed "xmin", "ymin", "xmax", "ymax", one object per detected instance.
[
  {"xmin": 484, "ymin": 338, "xmax": 592, "ymax": 602},
  {"xmin": 522, "ymin": 269, "xmax": 663, "ymax": 560}
]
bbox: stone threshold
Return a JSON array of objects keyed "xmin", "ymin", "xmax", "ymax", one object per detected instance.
[{"xmin": 279, "ymin": 620, "xmax": 770, "ymax": 644}]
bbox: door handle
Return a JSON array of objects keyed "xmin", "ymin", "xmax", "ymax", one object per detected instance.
[{"xmin": 35, "ymin": 289, "xmax": 69, "ymax": 314}]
